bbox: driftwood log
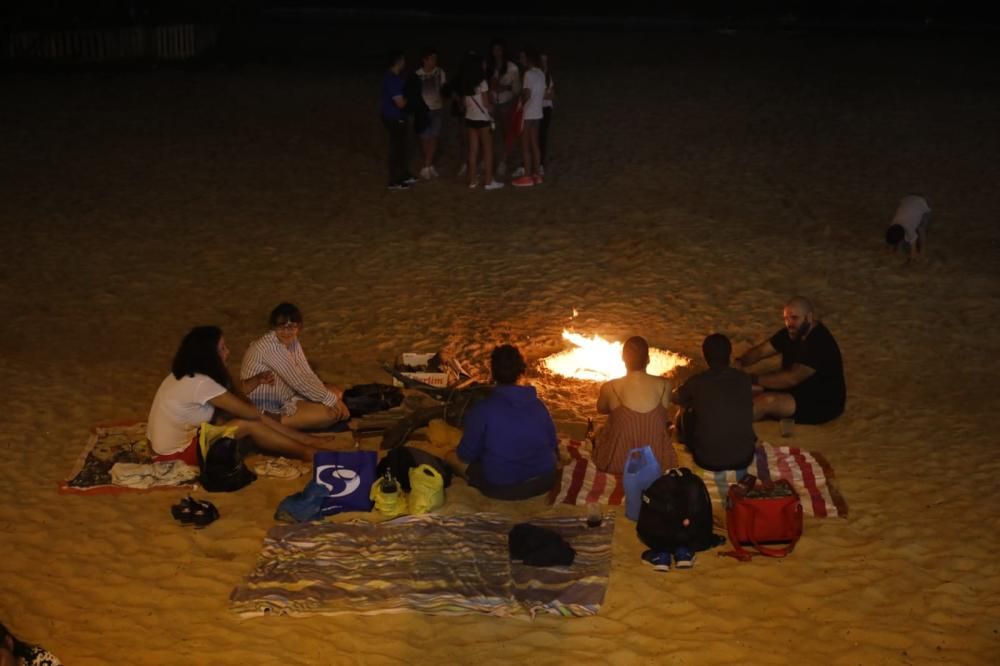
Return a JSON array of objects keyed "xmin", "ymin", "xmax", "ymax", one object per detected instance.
[{"xmin": 377, "ymin": 363, "xmax": 493, "ymax": 450}]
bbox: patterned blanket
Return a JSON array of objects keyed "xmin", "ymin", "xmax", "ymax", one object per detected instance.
[
  {"xmin": 230, "ymin": 512, "xmax": 615, "ymax": 619},
  {"xmin": 60, "ymin": 422, "xmax": 197, "ymax": 495},
  {"xmin": 549, "ymin": 439, "xmax": 847, "ymax": 518}
]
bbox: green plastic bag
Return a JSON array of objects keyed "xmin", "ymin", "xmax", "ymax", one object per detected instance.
[{"xmin": 408, "ymin": 464, "xmax": 445, "ymax": 514}]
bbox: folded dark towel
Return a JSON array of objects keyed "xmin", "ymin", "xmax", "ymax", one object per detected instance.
[{"xmin": 508, "ymin": 523, "xmax": 575, "ymax": 567}]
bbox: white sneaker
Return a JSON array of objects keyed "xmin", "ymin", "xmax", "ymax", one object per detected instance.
[
  {"xmin": 484, "ymin": 180, "xmax": 505, "ymax": 191},
  {"xmin": 511, "ymin": 166, "xmax": 525, "ymax": 178},
  {"xmin": 430, "ymin": 166, "xmax": 440, "ymax": 178},
  {"xmin": 458, "ymin": 163, "xmax": 468, "ymax": 177},
  {"xmin": 496, "ymin": 161, "xmax": 507, "ymax": 177},
  {"xmin": 538, "ymin": 164, "xmax": 545, "ymax": 176},
  {"xmin": 419, "ymin": 167, "xmax": 432, "ymax": 180}
]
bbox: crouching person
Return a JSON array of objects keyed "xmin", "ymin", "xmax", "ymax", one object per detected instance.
[{"xmin": 449, "ymin": 344, "xmax": 558, "ymax": 500}]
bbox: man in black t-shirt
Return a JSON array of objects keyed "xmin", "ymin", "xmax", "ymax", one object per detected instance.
[
  {"xmin": 737, "ymin": 297, "xmax": 846, "ymax": 424},
  {"xmin": 675, "ymin": 334, "xmax": 757, "ymax": 471}
]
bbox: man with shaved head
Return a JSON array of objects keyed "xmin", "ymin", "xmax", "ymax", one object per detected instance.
[{"xmin": 737, "ymin": 297, "xmax": 846, "ymax": 425}]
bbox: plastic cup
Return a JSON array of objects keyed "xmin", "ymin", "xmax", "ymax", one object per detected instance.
[{"xmin": 586, "ymin": 502, "xmax": 602, "ymax": 528}]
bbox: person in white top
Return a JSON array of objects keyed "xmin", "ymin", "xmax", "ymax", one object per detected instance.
[
  {"xmin": 539, "ymin": 51, "xmax": 554, "ymax": 173},
  {"xmin": 415, "ymin": 47, "xmax": 447, "ymax": 180},
  {"xmin": 461, "ymin": 51, "xmax": 503, "ymax": 191},
  {"xmin": 512, "ymin": 48, "xmax": 547, "ymax": 188},
  {"xmin": 147, "ymin": 326, "xmax": 327, "ymax": 463},
  {"xmin": 240, "ymin": 302, "xmax": 350, "ymax": 430},
  {"xmin": 488, "ymin": 39, "xmax": 522, "ymax": 177},
  {"xmin": 885, "ymin": 194, "xmax": 931, "ymax": 261}
]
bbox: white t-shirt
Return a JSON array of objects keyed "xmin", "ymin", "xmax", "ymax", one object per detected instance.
[
  {"xmin": 416, "ymin": 66, "xmax": 446, "ymax": 111},
  {"xmin": 493, "ymin": 61, "xmax": 521, "ymax": 105},
  {"xmin": 147, "ymin": 373, "xmax": 227, "ymax": 455},
  {"xmin": 892, "ymin": 195, "xmax": 931, "ymax": 244},
  {"xmin": 522, "ymin": 68, "xmax": 546, "ymax": 120},
  {"xmin": 465, "ymin": 81, "xmax": 491, "ymax": 121}
]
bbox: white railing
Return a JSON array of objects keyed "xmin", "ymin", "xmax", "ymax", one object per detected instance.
[{"xmin": 6, "ymin": 25, "xmax": 216, "ymax": 62}]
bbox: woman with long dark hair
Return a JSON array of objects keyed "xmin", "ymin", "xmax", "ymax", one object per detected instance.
[
  {"xmin": 460, "ymin": 52, "xmax": 503, "ymax": 191},
  {"xmin": 147, "ymin": 326, "xmax": 326, "ymax": 463}
]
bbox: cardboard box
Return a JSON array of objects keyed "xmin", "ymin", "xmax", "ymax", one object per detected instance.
[{"xmin": 393, "ymin": 352, "xmax": 450, "ymax": 388}]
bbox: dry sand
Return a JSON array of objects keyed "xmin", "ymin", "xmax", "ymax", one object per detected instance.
[{"xmin": 1, "ymin": 27, "xmax": 999, "ymax": 665}]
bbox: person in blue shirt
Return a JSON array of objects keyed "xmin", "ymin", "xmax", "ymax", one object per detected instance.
[
  {"xmin": 453, "ymin": 345, "xmax": 558, "ymax": 500},
  {"xmin": 380, "ymin": 50, "xmax": 415, "ymax": 190}
]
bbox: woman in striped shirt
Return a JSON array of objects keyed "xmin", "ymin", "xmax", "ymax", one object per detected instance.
[
  {"xmin": 240, "ymin": 303, "xmax": 350, "ymax": 430},
  {"xmin": 593, "ymin": 336, "xmax": 677, "ymax": 474}
]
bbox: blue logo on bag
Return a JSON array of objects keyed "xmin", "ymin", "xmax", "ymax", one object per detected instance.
[
  {"xmin": 312, "ymin": 450, "xmax": 376, "ymax": 515},
  {"xmin": 316, "ymin": 465, "xmax": 362, "ymax": 498}
]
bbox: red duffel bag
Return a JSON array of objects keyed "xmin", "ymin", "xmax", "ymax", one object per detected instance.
[{"xmin": 721, "ymin": 477, "xmax": 803, "ymax": 561}]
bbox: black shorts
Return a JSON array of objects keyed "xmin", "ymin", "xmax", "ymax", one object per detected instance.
[
  {"xmin": 789, "ymin": 387, "xmax": 844, "ymax": 425},
  {"xmin": 465, "ymin": 119, "xmax": 491, "ymax": 130}
]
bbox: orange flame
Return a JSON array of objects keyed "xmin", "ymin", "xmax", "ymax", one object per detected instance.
[{"xmin": 542, "ymin": 330, "xmax": 688, "ymax": 382}]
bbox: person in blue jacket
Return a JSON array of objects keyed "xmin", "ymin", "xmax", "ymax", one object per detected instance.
[{"xmin": 453, "ymin": 345, "xmax": 558, "ymax": 500}]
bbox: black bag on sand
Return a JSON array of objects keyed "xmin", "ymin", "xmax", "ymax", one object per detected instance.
[
  {"xmin": 342, "ymin": 383, "xmax": 404, "ymax": 417},
  {"xmin": 199, "ymin": 437, "xmax": 256, "ymax": 493},
  {"xmin": 637, "ymin": 468, "xmax": 721, "ymax": 552},
  {"xmin": 376, "ymin": 446, "xmax": 453, "ymax": 493},
  {"xmin": 509, "ymin": 523, "xmax": 575, "ymax": 567}
]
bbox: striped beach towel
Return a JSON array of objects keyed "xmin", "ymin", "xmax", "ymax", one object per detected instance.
[
  {"xmin": 549, "ymin": 439, "xmax": 847, "ymax": 518},
  {"xmin": 230, "ymin": 512, "xmax": 615, "ymax": 619}
]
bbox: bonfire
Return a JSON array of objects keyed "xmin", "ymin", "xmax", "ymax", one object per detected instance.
[{"xmin": 542, "ymin": 330, "xmax": 688, "ymax": 382}]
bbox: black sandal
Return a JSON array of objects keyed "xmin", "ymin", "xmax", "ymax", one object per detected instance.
[
  {"xmin": 171, "ymin": 496, "xmax": 197, "ymax": 525},
  {"xmin": 189, "ymin": 499, "xmax": 220, "ymax": 529}
]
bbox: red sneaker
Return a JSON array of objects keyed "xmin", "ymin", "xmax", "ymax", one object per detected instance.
[{"xmin": 512, "ymin": 175, "xmax": 535, "ymax": 187}]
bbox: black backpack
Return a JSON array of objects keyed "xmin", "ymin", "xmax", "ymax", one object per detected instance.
[
  {"xmin": 341, "ymin": 383, "xmax": 404, "ymax": 418},
  {"xmin": 636, "ymin": 468, "xmax": 718, "ymax": 552},
  {"xmin": 198, "ymin": 436, "xmax": 256, "ymax": 493}
]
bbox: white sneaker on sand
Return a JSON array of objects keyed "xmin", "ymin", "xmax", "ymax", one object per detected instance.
[
  {"xmin": 496, "ymin": 161, "xmax": 507, "ymax": 177},
  {"xmin": 484, "ymin": 180, "xmax": 504, "ymax": 191},
  {"xmin": 511, "ymin": 166, "xmax": 525, "ymax": 178},
  {"xmin": 419, "ymin": 167, "xmax": 432, "ymax": 180}
]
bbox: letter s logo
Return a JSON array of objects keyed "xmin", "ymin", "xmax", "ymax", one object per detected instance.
[{"xmin": 316, "ymin": 465, "xmax": 361, "ymax": 498}]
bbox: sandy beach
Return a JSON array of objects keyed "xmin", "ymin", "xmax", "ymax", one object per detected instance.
[{"xmin": 1, "ymin": 25, "xmax": 999, "ymax": 664}]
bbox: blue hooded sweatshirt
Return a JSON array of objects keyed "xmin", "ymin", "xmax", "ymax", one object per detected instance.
[{"xmin": 456, "ymin": 385, "xmax": 558, "ymax": 487}]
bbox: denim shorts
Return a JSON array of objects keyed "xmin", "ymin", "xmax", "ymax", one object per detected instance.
[{"xmin": 419, "ymin": 109, "xmax": 443, "ymax": 137}]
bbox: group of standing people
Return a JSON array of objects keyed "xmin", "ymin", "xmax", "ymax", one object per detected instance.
[{"xmin": 379, "ymin": 39, "xmax": 555, "ymax": 191}]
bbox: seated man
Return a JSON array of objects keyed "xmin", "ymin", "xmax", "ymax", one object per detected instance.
[
  {"xmin": 674, "ymin": 333, "xmax": 757, "ymax": 471},
  {"xmin": 450, "ymin": 344, "xmax": 558, "ymax": 500},
  {"xmin": 737, "ymin": 296, "xmax": 846, "ymax": 425},
  {"xmin": 240, "ymin": 303, "xmax": 350, "ymax": 430}
]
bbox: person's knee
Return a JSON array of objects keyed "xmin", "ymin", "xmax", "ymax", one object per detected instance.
[
  {"xmin": 322, "ymin": 405, "xmax": 343, "ymax": 422},
  {"xmin": 228, "ymin": 419, "xmax": 252, "ymax": 436}
]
